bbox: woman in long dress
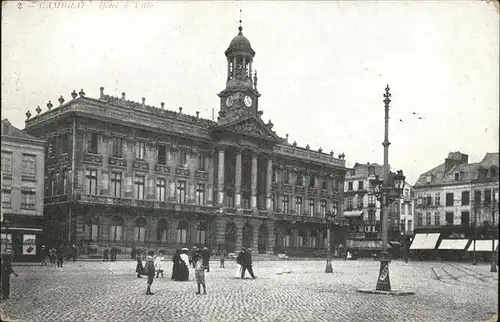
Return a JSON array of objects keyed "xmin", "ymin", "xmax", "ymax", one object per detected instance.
[
  {"xmin": 171, "ymin": 249, "xmax": 182, "ymax": 281},
  {"xmin": 179, "ymin": 248, "xmax": 190, "ymax": 281}
]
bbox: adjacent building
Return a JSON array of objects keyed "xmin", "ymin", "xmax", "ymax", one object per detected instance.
[
  {"xmin": 414, "ymin": 151, "xmax": 499, "ymax": 233},
  {"xmin": 23, "ymin": 26, "xmax": 348, "ymax": 258},
  {"xmin": 1, "ymin": 119, "xmax": 45, "ymax": 260}
]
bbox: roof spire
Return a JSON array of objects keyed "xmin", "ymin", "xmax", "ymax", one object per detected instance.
[{"xmin": 238, "ymin": 8, "xmax": 243, "ymax": 34}]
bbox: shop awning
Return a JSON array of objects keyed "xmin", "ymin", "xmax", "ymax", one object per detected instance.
[
  {"xmin": 346, "ymin": 239, "xmax": 391, "ymax": 250},
  {"xmin": 410, "ymin": 233, "xmax": 441, "ymax": 250},
  {"xmin": 467, "ymin": 240, "xmax": 499, "ymax": 252},
  {"xmin": 343, "ymin": 210, "xmax": 364, "ymax": 217},
  {"xmin": 438, "ymin": 239, "xmax": 469, "ymax": 250},
  {"xmin": 2, "ymin": 227, "xmax": 43, "ymax": 232}
]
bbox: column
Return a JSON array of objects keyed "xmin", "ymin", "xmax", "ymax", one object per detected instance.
[
  {"xmin": 266, "ymin": 220, "xmax": 275, "ymax": 255},
  {"xmin": 251, "ymin": 151, "xmax": 258, "ymax": 209},
  {"xmin": 188, "ymin": 149, "xmax": 197, "ymax": 204},
  {"xmin": 100, "ymin": 134, "xmax": 110, "ymax": 195},
  {"xmin": 235, "ymin": 148, "xmax": 242, "ymax": 208},
  {"xmin": 266, "ymin": 156, "xmax": 273, "ymax": 210},
  {"xmin": 168, "ymin": 179, "xmax": 176, "ymax": 202},
  {"xmin": 207, "ymin": 150, "xmax": 215, "ymax": 206},
  {"xmin": 291, "ymin": 169, "xmax": 297, "ymax": 214},
  {"xmin": 304, "ymin": 174, "xmax": 310, "ymax": 215},
  {"xmin": 252, "ymin": 222, "xmax": 259, "ymax": 251},
  {"xmin": 233, "ymin": 57, "xmax": 237, "ymax": 78},
  {"xmin": 124, "ymin": 136, "xmax": 135, "ymax": 198},
  {"xmin": 146, "ymin": 141, "xmax": 156, "ymax": 200},
  {"xmin": 217, "ymin": 145, "xmax": 225, "ymax": 205}
]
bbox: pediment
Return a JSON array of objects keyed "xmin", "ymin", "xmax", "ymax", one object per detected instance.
[{"xmin": 213, "ymin": 116, "xmax": 280, "ymax": 142}]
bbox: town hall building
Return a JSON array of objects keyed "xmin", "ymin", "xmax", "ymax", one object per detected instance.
[{"xmin": 23, "ymin": 25, "xmax": 348, "ymax": 257}]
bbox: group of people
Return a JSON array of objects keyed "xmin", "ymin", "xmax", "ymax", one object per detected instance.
[
  {"xmin": 40, "ymin": 244, "xmax": 78, "ymax": 267},
  {"xmin": 102, "ymin": 248, "xmax": 118, "ymax": 262},
  {"xmin": 135, "ymin": 247, "xmax": 211, "ymax": 295}
]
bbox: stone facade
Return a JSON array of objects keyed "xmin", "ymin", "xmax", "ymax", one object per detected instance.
[
  {"xmin": 23, "ymin": 27, "xmax": 348, "ymax": 257},
  {"xmin": 414, "ymin": 151, "xmax": 499, "ymax": 231},
  {"xmin": 1, "ymin": 119, "xmax": 45, "ymax": 260}
]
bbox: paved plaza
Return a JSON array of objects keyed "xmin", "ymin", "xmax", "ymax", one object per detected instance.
[{"xmin": 0, "ymin": 259, "xmax": 498, "ymax": 322}]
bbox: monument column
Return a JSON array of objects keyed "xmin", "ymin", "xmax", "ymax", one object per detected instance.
[
  {"xmin": 235, "ymin": 148, "xmax": 242, "ymax": 208},
  {"xmin": 251, "ymin": 151, "xmax": 259, "ymax": 209}
]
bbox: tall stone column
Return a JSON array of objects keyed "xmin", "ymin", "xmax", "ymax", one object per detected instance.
[
  {"xmin": 304, "ymin": 174, "xmax": 310, "ymax": 215},
  {"xmin": 266, "ymin": 156, "xmax": 273, "ymax": 210},
  {"xmin": 266, "ymin": 220, "xmax": 275, "ymax": 254},
  {"xmin": 207, "ymin": 149, "xmax": 215, "ymax": 206},
  {"xmin": 100, "ymin": 134, "xmax": 111, "ymax": 195},
  {"xmin": 291, "ymin": 168, "xmax": 297, "ymax": 214},
  {"xmin": 168, "ymin": 179, "xmax": 176, "ymax": 202},
  {"xmin": 235, "ymin": 148, "xmax": 242, "ymax": 208},
  {"xmin": 217, "ymin": 146, "xmax": 225, "ymax": 205},
  {"xmin": 251, "ymin": 151, "xmax": 259, "ymax": 209}
]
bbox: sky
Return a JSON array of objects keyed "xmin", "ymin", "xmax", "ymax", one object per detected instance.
[{"xmin": 1, "ymin": 1, "xmax": 499, "ymax": 185}]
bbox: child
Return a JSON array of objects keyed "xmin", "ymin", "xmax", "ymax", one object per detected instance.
[
  {"xmin": 144, "ymin": 251, "xmax": 156, "ymax": 295},
  {"xmin": 155, "ymin": 252, "xmax": 164, "ymax": 278},
  {"xmin": 194, "ymin": 253, "xmax": 206, "ymax": 295}
]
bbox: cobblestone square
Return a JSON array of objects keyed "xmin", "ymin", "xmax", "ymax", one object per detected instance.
[{"xmin": 1, "ymin": 259, "xmax": 498, "ymax": 322}]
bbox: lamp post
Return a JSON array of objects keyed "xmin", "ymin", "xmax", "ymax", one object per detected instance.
[
  {"xmin": 472, "ymin": 200, "xmax": 477, "ymax": 265},
  {"xmin": 490, "ymin": 192, "xmax": 498, "ymax": 273},
  {"xmin": 369, "ymin": 85, "xmax": 406, "ymax": 292}
]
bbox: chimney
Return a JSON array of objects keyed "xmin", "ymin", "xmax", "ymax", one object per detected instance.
[
  {"xmin": 285, "ymin": 134, "xmax": 289, "ymax": 143},
  {"xmin": 196, "ymin": 111, "xmax": 199, "ymax": 118},
  {"xmin": 121, "ymin": 92, "xmax": 126, "ymax": 100},
  {"xmin": 179, "ymin": 107, "xmax": 183, "ymax": 114},
  {"xmin": 100, "ymin": 87, "xmax": 104, "ymax": 98},
  {"xmin": 161, "ymin": 102, "xmax": 165, "ymax": 109},
  {"xmin": 444, "ymin": 151, "xmax": 468, "ymax": 173},
  {"xmin": 142, "ymin": 97, "xmax": 146, "ymax": 105}
]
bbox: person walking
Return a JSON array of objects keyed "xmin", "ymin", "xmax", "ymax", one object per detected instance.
[
  {"xmin": 235, "ymin": 248, "xmax": 245, "ymax": 278},
  {"xmin": 171, "ymin": 249, "xmax": 182, "ymax": 281},
  {"xmin": 240, "ymin": 248, "xmax": 257, "ymax": 280},
  {"xmin": 49, "ymin": 247, "xmax": 56, "ymax": 264},
  {"xmin": 103, "ymin": 248, "xmax": 109, "ymax": 262},
  {"xmin": 144, "ymin": 251, "xmax": 156, "ymax": 295},
  {"xmin": 56, "ymin": 246, "xmax": 64, "ymax": 268},
  {"xmin": 1, "ymin": 254, "xmax": 18, "ymax": 300},
  {"xmin": 220, "ymin": 250, "xmax": 226, "ymax": 268},
  {"xmin": 193, "ymin": 252, "xmax": 207, "ymax": 295},
  {"xmin": 40, "ymin": 245, "xmax": 47, "ymax": 266},
  {"xmin": 202, "ymin": 247, "xmax": 211, "ymax": 272},
  {"xmin": 136, "ymin": 256, "xmax": 144, "ymax": 278},
  {"xmin": 155, "ymin": 252, "xmax": 165, "ymax": 278},
  {"xmin": 71, "ymin": 245, "xmax": 77, "ymax": 262}
]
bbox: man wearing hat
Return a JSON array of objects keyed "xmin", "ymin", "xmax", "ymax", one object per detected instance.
[
  {"xmin": 240, "ymin": 248, "xmax": 257, "ymax": 279},
  {"xmin": 202, "ymin": 247, "xmax": 211, "ymax": 272}
]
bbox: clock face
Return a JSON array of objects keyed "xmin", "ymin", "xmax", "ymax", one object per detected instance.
[
  {"xmin": 244, "ymin": 96, "xmax": 252, "ymax": 107},
  {"xmin": 226, "ymin": 96, "xmax": 234, "ymax": 107}
]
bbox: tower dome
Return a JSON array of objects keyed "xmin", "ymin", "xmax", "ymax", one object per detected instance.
[{"xmin": 225, "ymin": 26, "xmax": 255, "ymax": 57}]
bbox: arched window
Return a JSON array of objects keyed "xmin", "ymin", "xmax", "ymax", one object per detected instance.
[
  {"xmin": 283, "ymin": 228, "xmax": 292, "ymax": 247},
  {"xmin": 85, "ymin": 217, "xmax": 100, "ymax": 241},
  {"xmin": 134, "ymin": 217, "xmax": 147, "ymax": 242},
  {"xmin": 109, "ymin": 216, "xmax": 124, "ymax": 242},
  {"xmin": 177, "ymin": 220, "xmax": 188, "ymax": 244},
  {"xmin": 309, "ymin": 230, "xmax": 318, "ymax": 248},
  {"xmin": 298, "ymin": 230, "xmax": 306, "ymax": 248},
  {"xmin": 157, "ymin": 219, "xmax": 169, "ymax": 243},
  {"xmin": 197, "ymin": 221, "xmax": 208, "ymax": 245}
]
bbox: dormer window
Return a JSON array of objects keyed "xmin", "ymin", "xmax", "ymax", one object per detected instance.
[
  {"xmin": 426, "ymin": 175, "xmax": 432, "ymax": 184},
  {"xmin": 491, "ymin": 166, "xmax": 497, "ymax": 178},
  {"xmin": 454, "ymin": 173, "xmax": 460, "ymax": 181},
  {"xmin": 479, "ymin": 168, "xmax": 488, "ymax": 179}
]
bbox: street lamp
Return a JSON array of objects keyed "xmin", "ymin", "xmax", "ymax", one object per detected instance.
[
  {"xmin": 490, "ymin": 192, "xmax": 498, "ymax": 273},
  {"xmin": 325, "ymin": 212, "xmax": 336, "ymax": 273}
]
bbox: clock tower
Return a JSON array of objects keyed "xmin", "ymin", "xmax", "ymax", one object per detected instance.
[{"xmin": 217, "ymin": 25, "xmax": 261, "ymax": 123}]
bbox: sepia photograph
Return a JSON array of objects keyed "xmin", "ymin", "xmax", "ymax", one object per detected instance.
[{"xmin": 1, "ymin": 0, "xmax": 498, "ymax": 321}]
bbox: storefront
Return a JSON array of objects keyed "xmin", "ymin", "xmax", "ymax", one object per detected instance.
[{"xmin": 1, "ymin": 215, "xmax": 44, "ymax": 262}]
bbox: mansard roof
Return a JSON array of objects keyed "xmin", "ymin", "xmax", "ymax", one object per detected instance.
[{"xmin": 2, "ymin": 119, "xmax": 44, "ymax": 143}]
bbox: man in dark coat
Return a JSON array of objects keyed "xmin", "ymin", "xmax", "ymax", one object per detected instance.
[
  {"xmin": 202, "ymin": 247, "xmax": 211, "ymax": 272},
  {"xmin": 57, "ymin": 245, "xmax": 65, "ymax": 268},
  {"xmin": 1, "ymin": 254, "xmax": 18, "ymax": 299},
  {"xmin": 71, "ymin": 245, "xmax": 77, "ymax": 262},
  {"xmin": 240, "ymin": 248, "xmax": 256, "ymax": 279},
  {"xmin": 40, "ymin": 245, "xmax": 47, "ymax": 266},
  {"xmin": 144, "ymin": 251, "xmax": 156, "ymax": 295}
]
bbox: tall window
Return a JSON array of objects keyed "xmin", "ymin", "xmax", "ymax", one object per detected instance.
[
  {"xmin": 111, "ymin": 172, "xmax": 122, "ymax": 197},
  {"xmin": 358, "ymin": 180, "xmax": 364, "ymax": 190},
  {"xmin": 434, "ymin": 212, "xmax": 440, "ymax": 226},
  {"xmin": 112, "ymin": 137, "xmax": 123, "ymax": 158},
  {"xmin": 60, "ymin": 133, "xmax": 69, "ymax": 154},
  {"xmin": 367, "ymin": 210, "xmax": 376, "ymax": 222},
  {"xmin": 407, "ymin": 220, "xmax": 412, "ymax": 232},
  {"xmin": 308, "ymin": 198, "xmax": 315, "ymax": 216},
  {"xmin": 198, "ymin": 153, "xmax": 206, "ymax": 170},
  {"xmin": 400, "ymin": 219, "xmax": 406, "ymax": 232},
  {"xmin": 85, "ymin": 169, "xmax": 98, "ymax": 195},
  {"xmin": 157, "ymin": 219, "xmax": 168, "ymax": 243},
  {"xmin": 417, "ymin": 213, "xmax": 423, "ymax": 227},
  {"xmin": 345, "ymin": 196, "xmax": 353, "ymax": 210},
  {"xmin": 197, "ymin": 222, "xmax": 208, "ymax": 244},
  {"xmin": 110, "ymin": 216, "xmax": 124, "ymax": 242},
  {"xmin": 484, "ymin": 189, "xmax": 492, "ymax": 204},
  {"xmin": 85, "ymin": 220, "xmax": 99, "ymax": 241},
  {"xmin": 272, "ymin": 194, "xmax": 277, "ymax": 212},
  {"xmin": 309, "ymin": 175, "xmax": 316, "ymax": 187},
  {"xmin": 134, "ymin": 218, "xmax": 147, "ymax": 242},
  {"xmin": 272, "ymin": 168, "xmax": 278, "ymax": 183},
  {"xmin": 348, "ymin": 182, "xmax": 353, "ymax": 191},
  {"xmin": 2, "ymin": 189, "xmax": 12, "ymax": 208},
  {"xmin": 86, "ymin": 133, "xmax": 99, "ymax": 154},
  {"xmin": 474, "ymin": 190, "xmax": 481, "ymax": 205},
  {"xmin": 357, "ymin": 195, "xmax": 363, "ymax": 209},
  {"xmin": 177, "ymin": 221, "xmax": 188, "ymax": 243},
  {"xmin": 21, "ymin": 154, "xmax": 36, "ymax": 177},
  {"xmin": 282, "ymin": 195, "xmax": 289, "ymax": 213},
  {"xmin": 158, "ymin": 145, "xmax": 167, "ymax": 165},
  {"xmin": 434, "ymin": 193, "xmax": 441, "ymax": 207},
  {"xmin": 331, "ymin": 201, "xmax": 338, "ymax": 216},
  {"xmin": 1, "ymin": 152, "xmax": 12, "ymax": 174},
  {"xmin": 21, "ymin": 188, "xmax": 36, "ymax": 210},
  {"xmin": 320, "ymin": 200, "xmax": 327, "ymax": 217},
  {"xmin": 178, "ymin": 150, "xmax": 187, "ymax": 167},
  {"xmin": 156, "ymin": 178, "xmax": 166, "ymax": 202},
  {"xmin": 196, "ymin": 183, "xmax": 205, "ymax": 205},
  {"xmin": 135, "ymin": 175, "xmax": 145, "ymax": 199},
  {"xmin": 62, "ymin": 169, "xmax": 68, "ymax": 194},
  {"xmin": 296, "ymin": 172, "xmax": 303, "ymax": 186},
  {"xmin": 425, "ymin": 212, "xmax": 431, "ymax": 226},
  {"xmin": 368, "ymin": 195, "xmax": 376, "ymax": 207},
  {"xmin": 445, "ymin": 193, "xmax": 454, "ymax": 207},
  {"xmin": 295, "ymin": 196, "xmax": 303, "ymax": 215},
  {"xmin": 177, "ymin": 180, "xmax": 186, "ymax": 203},
  {"xmin": 135, "ymin": 142, "xmax": 145, "ymax": 160},
  {"xmin": 283, "ymin": 169, "xmax": 290, "ymax": 184},
  {"xmin": 461, "ymin": 191, "xmax": 470, "ymax": 206},
  {"xmin": 321, "ymin": 179, "xmax": 327, "ymax": 190},
  {"xmin": 309, "ymin": 231, "xmax": 317, "ymax": 248},
  {"xmin": 445, "ymin": 212, "xmax": 454, "ymax": 225}
]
